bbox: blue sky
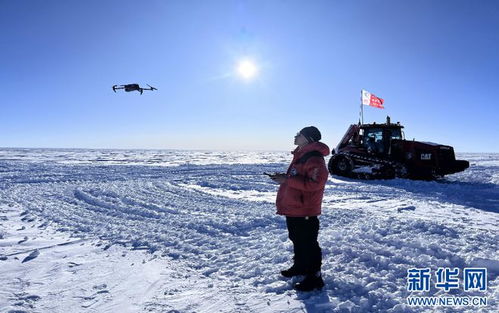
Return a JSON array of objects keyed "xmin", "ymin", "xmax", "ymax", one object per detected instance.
[{"xmin": 1, "ymin": 0, "xmax": 498, "ymax": 152}]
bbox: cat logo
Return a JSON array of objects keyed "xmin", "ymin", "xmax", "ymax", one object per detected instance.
[{"xmin": 421, "ymin": 153, "xmax": 432, "ymax": 160}]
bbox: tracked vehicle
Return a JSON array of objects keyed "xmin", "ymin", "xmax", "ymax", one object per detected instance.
[{"xmin": 328, "ymin": 117, "xmax": 469, "ymax": 180}]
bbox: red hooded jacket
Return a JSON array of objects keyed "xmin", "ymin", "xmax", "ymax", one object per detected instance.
[{"xmin": 276, "ymin": 142, "xmax": 330, "ymax": 217}]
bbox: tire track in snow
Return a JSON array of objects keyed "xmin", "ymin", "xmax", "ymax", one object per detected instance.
[{"xmin": 1, "ymin": 164, "xmax": 286, "ymax": 287}]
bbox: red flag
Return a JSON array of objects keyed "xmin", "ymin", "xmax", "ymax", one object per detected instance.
[{"xmin": 362, "ymin": 89, "xmax": 384, "ymax": 109}]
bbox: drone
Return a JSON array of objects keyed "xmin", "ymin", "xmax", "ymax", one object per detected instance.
[{"xmin": 112, "ymin": 83, "xmax": 157, "ymax": 95}]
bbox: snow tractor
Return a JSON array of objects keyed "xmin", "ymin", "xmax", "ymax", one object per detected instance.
[{"xmin": 328, "ymin": 117, "xmax": 469, "ymax": 180}]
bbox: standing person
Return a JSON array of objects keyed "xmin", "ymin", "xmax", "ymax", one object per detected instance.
[{"xmin": 269, "ymin": 126, "xmax": 330, "ymax": 291}]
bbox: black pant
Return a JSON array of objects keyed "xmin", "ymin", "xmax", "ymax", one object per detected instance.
[{"xmin": 286, "ymin": 216, "xmax": 322, "ymax": 275}]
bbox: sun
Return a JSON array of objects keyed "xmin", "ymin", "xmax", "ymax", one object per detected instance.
[{"xmin": 236, "ymin": 59, "xmax": 258, "ymax": 80}]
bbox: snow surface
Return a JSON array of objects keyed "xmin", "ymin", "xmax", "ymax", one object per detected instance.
[{"xmin": 0, "ymin": 148, "xmax": 497, "ymax": 313}]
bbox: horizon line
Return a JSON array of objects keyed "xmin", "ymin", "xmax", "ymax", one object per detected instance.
[{"xmin": 0, "ymin": 146, "xmax": 496, "ymax": 154}]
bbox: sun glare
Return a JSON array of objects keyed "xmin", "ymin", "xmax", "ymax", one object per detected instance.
[{"xmin": 236, "ymin": 59, "xmax": 258, "ymax": 80}]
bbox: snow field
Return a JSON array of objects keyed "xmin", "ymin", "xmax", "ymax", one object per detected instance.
[{"xmin": 0, "ymin": 149, "xmax": 498, "ymax": 312}]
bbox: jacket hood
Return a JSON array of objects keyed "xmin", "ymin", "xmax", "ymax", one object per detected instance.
[{"xmin": 293, "ymin": 141, "xmax": 330, "ymax": 157}]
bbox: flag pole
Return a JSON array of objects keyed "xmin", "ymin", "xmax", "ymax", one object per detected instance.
[{"xmin": 360, "ymin": 90, "xmax": 364, "ymax": 125}]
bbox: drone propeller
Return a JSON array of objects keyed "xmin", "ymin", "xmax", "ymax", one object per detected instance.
[{"xmin": 146, "ymin": 84, "xmax": 158, "ymax": 90}]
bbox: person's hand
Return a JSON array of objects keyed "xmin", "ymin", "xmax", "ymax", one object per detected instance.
[{"xmin": 270, "ymin": 173, "xmax": 287, "ymax": 184}]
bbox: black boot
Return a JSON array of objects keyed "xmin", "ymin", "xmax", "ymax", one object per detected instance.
[
  {"xmin": 294, "ymin": 273, "xmax": 324, "ymax": 291},
  {"xmin": 281, "ymin": 266, "xmax": 306, "ymax": 278}
]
